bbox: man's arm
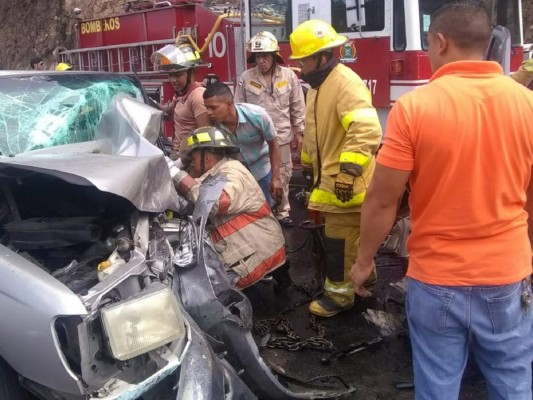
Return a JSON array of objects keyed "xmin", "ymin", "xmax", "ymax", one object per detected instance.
[
  {"xmin": 190, "ymin": 89, "xmax": 210, "ymax": 129},
  {"xmin": 267, "ymin": 138, "xmax": 282, "ymax": 200},
  {"xmin": 289, "ymin": 72, "xmax": 306, "ymax": 152},
  {"xmin": 195, "ymin": 112, "xmax": 211, "ymax": 129},
  {"xmin": 349, "ymin": 163, "xmax": 410, "ymax": 296},
  {"xmin": 525, "ymin": 165, "xmax": 533, "ymax": 251},
  {"xmin": 258, "ymin": 109, "xmax": 283, "ymax": 200},
  {"xmin": 234, "ymin": 75, "xmax": 247, "ymax": 103}
]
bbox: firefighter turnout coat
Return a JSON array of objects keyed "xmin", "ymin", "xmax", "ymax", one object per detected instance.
[
  {"xmin": 234, "ymin": 65, "xmax": 305, "ymax": 144},
  {"xmin": 174, "ymin": 158, "xmax": 286, "ymax": 288},
  {"xmin": 301, "ymin": 63, "xmax": 382, "ymax": 213}
]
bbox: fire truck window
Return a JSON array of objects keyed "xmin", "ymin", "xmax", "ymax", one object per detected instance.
[
  {"xmin": 249, "ymin": 0, "xmax": 289, "ymax": 42},
  {"xmin": 331, "ymin": 0, "xmax": 385, "ymax": 33},
  {"xmin": 420, "ymin": 0, "xmax": 521, "ymax": 50},
  {"xmin": 393, "ymin": 0, "xmax": 406, "ymax": 51},
  {"xmin": 484, "ymin": 0, "xmax": 521, "ymax": 46},
  {"xmin": 419, "ymin": 0, "xmax": 440, "ymax": 51}
]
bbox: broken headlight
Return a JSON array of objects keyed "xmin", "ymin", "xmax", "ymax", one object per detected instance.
[{"xmin": 101, "ymin": 288, "xmax": 185, "ymax": 361}]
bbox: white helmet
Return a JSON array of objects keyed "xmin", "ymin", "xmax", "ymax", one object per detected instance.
[{"xmin": 247, "ymin": 31, "xmax": 284, "ymax": 64}]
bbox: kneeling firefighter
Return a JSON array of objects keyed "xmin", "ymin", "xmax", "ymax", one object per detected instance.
[
  {"xmin": 289, "ymin": 20, "xmax": 382, "ymax": 317},
  {"xmin": 168, "ymin": 126, "xmax": 291, "ymax": 290}
]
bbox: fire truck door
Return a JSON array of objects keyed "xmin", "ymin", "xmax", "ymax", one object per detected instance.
[
  {"xmin": 485, "ymin": 25, "xmax": 511, "ymax": 75},
  {"xmin": 291, "ymin": 1, "xmax": 331, "ymax": 26}
]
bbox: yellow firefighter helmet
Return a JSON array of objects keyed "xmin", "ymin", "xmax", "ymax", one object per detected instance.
[
  {"xmin": 289, "ymin": 19, "xmax": 348, "ymax": 60},
  {"xmin": 55, "ymin": 62, "xmax": 72, "ymax": 71}
]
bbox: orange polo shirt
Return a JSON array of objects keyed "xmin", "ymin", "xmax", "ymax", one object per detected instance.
[{"xmin": 378, "ymin": 61, "xmax": 533, "ymax": 285}]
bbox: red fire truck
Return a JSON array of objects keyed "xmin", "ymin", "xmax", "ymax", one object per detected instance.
[{"xmin": 62, "ymin": 0, "xmax": 527, "ymax": 134}]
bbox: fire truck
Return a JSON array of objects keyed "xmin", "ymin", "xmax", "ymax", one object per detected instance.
[{"xmin": 62, "ymin": 0, "xmax": 527, "ymax": 135}]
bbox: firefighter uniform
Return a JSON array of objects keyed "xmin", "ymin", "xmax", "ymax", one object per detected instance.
[
  {"xmin": 290, "ymin": 19, "xmax": 382, "ymax": 316},
  {"xmin": 235, "ymin": 32, "xmax": 306, "ymax": 225},
  {"xmin": 172, "ymin": 127, "xmax": 286, "ymax": 289},
  {"xmin": 511, "ymin": 59, "xmax": 533, "ymax": 89}
]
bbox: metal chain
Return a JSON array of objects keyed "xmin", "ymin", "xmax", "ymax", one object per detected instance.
[{"xmin": 253, "ymin": 314, "xmax": 333, "ymax": 352}]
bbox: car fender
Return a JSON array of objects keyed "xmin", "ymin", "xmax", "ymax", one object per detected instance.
[{"xmin": 0, "ymin": 245, "xmax": 87, "ymax": 395}]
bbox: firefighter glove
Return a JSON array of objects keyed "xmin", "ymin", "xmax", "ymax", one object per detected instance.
[
  {"xmin": 302, "ymin": 167, "xmax": 314, "ymax": 191},
  {"xmin": 334, "ymin": 172, "xmax": 356, "ymax": 202}
]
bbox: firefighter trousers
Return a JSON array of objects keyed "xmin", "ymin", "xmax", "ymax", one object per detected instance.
[
  {"xmin": 323, "ymin": 211, "xmax": 376, "ymax": 301},
  {"xmin": 274, "ymin": 143, "xmax": 292, "ymax": 220}
]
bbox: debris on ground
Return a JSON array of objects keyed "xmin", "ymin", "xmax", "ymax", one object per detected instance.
[{"xmin": 363, "ymin": 309, "xmax": 407, "ymax": 337}]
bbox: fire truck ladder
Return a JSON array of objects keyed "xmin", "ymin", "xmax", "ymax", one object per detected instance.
[{"xmin": 58, "ymin": 39, "xmax": 178, "ymax": 74}]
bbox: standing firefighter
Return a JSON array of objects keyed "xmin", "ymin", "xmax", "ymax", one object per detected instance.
[
  {"xmin": 289, "ymin": 20, "xmax": 382, "ymax": 317},
  {"xmin": 151, "ymin": 38, "xmax": 210, "ymax": 151},
  {"xmin": 234, "ymin": 31, "xmax": 306, "ymax": 227},
  {"xmin": 511, "ymin": 58, "xmax": 533, "ymax": 89}
]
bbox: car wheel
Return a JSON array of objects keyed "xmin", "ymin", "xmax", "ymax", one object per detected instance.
[{"xmin": 0, "ymin": 358, "xmax": 32, "ymax": 400}]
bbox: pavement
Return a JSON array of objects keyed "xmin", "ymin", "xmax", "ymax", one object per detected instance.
[{"xmin": 242, "ymin": 179, "xmax": 489, "ymax": 400}]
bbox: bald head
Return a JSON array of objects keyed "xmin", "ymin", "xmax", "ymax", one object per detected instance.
[{"xmin": 429, "ymin": 1, "xmax": 491, "ymax": 54}]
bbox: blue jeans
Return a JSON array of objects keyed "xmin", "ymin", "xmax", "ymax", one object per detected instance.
[
  {"xmin": 257, "ymin": 170, "xmax": 273, "ymax": 207},
  {"xmin": 406, "ymin": 277, "xmax": 533, "ymax": 400}
]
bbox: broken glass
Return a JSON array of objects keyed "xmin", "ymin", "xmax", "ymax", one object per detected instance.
[{"xmin": 0, "ymin": 74, "xmax": 143, "ymax": 156}]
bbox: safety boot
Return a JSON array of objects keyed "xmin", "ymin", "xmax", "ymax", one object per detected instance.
[
  {"xmin": 309, "ymin": 293, "xmax": 354, "ymax": 317},
  {"xmin": 272, "ymin": 261, "xmax": 292, "ymax": 294}
]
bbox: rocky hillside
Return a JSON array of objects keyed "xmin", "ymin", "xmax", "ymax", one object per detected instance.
[
  {"xmin": 0, "ymin": 0, "xmax": 126, "ymax": 70},
  {"xmin": 1, "ymin": 0, "xmax": 532, "ymax": 70}
]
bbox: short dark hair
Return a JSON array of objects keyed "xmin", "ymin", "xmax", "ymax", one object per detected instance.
[
  {"xmin": 429, "ymin": 0, "xmax": 491, "ymax": 52},
  {"xmin": 203, "ymin": 82, "xmax": 233, "ymax": 101},
  {"xmin": 30, "ymin": 56, "xmax": 43, "ymax": 69}
]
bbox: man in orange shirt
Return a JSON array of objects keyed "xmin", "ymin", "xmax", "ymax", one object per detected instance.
[{"xmin": 349, "ymin": 1, "xmax": 533, "ymax": 399}]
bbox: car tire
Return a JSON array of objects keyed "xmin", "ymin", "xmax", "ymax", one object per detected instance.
[{"xmin": 0, "ymin": 358, "xmax": 32, "ymax": 400}]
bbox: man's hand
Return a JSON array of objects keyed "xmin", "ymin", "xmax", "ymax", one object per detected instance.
[
  {"xmin": 349, "ymin": 259, "xmax": 374, "ymax": 298},
  {"xmin": 291, "ymin": 132, "xmax": 303, "ymax": 153},
  {"xmin": 334, "ymin": 172, "xmax": 356, "ymax": 202},
  {"xmin": 270, "ymin": 177, "xmax": 283, "ymax": 204}
]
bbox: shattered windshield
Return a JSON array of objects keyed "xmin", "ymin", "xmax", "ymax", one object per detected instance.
[{"xmin": 0, "ymin": 74, "xmax": 143, "ymax": 156}]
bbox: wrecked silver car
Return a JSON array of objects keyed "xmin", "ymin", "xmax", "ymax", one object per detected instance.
[
  {"xmin": 0, "ymin": 71, "xmax": 354, "ymax": 400},
  {"xmin": 0, "ymin": 71, "xmax": 257, "ymax": 400}
]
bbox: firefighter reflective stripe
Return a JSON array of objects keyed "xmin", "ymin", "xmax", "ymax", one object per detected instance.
[
  {"xmin": 236, "ymin": 245, "xmax": 286, "ymax": 288},
  {"xmin": 339, "ymin": 152, "xmax": 370, "ymax": 168},
  {"xmin": 309, "ymin": 188, "xmax": 365, "ymax": 207},
  {"xmin": 173, "ymin": 171, "xmax": 196, "ymax": 195},
  {"xmin": 341, "ymin": 107, "xmax": 379, "ymax": 131},
  {"xmin": 187, "ymin": 129, "xmax": 226, "ymax": 146},
  {"xmin": 324, "ymin": 278, "xmax": 355, "ymax": 295},
  {"xmin": 210, "ymin": 202, "xmax": 271, "ymax": 242},
  {"xmin": 301, "ymin": 150, "xmax": 312, "ymax": 165}
]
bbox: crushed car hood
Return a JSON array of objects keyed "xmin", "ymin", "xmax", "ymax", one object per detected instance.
[{"xmin": 0, "ymin": 95, "xmax": 185, "ymax": 213}]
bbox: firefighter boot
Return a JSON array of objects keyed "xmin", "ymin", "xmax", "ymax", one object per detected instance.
[
  {"xmin": 309, "ymin": 291, "xmax": 355, "ymax": 317},
  {"xmin": 272, "ymin": 261, "xmax": 292, "ymax": 294},
  {"xmin": 309, "ymin": 212, "xmax": 361, "ymax": 317}
]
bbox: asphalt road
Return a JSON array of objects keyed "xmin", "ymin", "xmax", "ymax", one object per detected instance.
[{"xmin": 243, "ymin": 180, "xmax": 488, "ymax": 400}]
